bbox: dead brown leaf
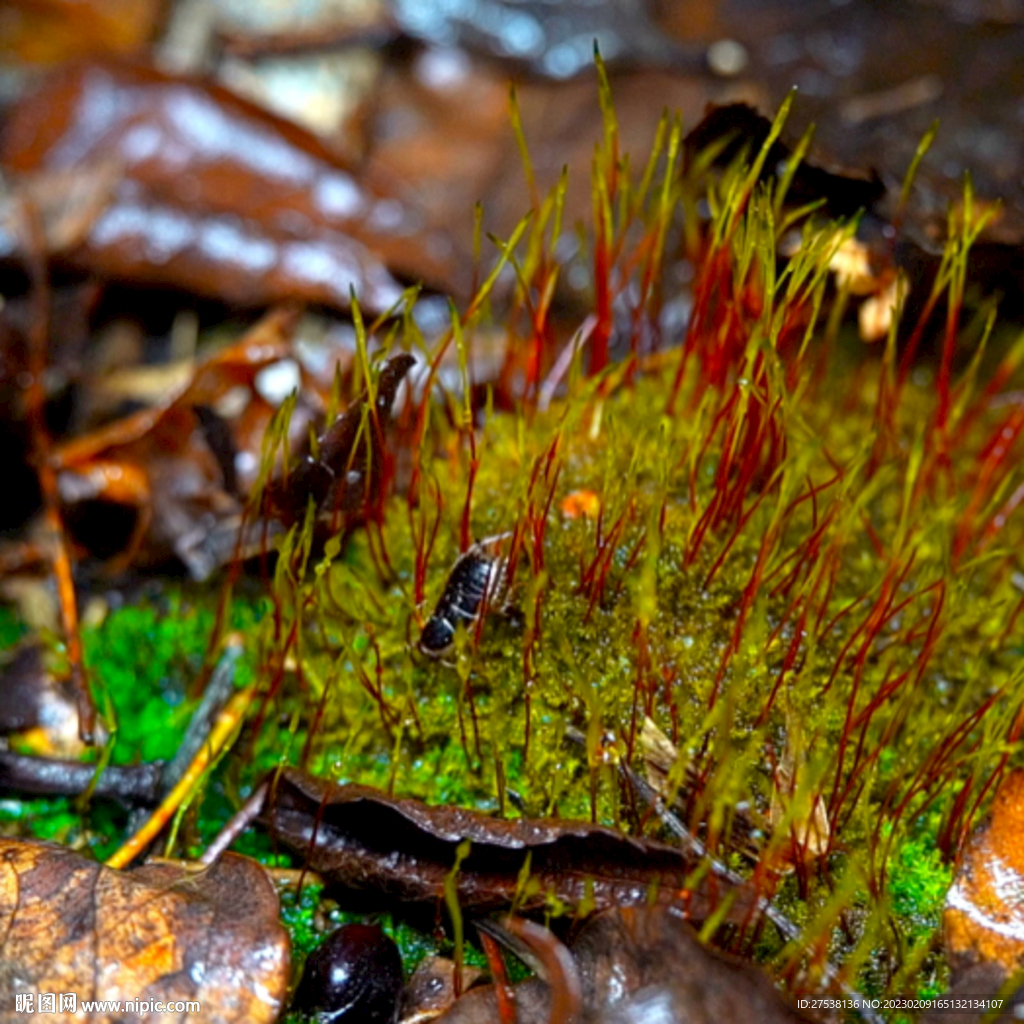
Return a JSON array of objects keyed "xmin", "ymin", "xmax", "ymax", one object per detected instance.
[
  {"xmin": 46, "ymin": 306, "xmax": 312, "ymax": 576},
  {"xmin": 0, "ymin": 0, "xmax": 162, "ymax": 66},
  {"xmin": 0, "ymin": 61, "xmax": 463, "ymax": 312},
  {"xmin": 0, "ymin": 839, "xmax": 289, "ymax": 1023},
  {"xmin": 433, "ymin": 905, "xmax": 819, "ymax": 1023},
  {"xmin": 262, "ymin": 767, "xmax": 750, "ymax": 921}
]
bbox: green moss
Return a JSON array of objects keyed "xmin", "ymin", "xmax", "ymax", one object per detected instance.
[
  {"xmin": 280, "ymin": 883, "xmax": 328, "ymax": 959},
  {"xmin": 82, "ymin": 590, "xmax": 264, "ymax": 764},
  {"xmin": 6, "ymin": 85, "xmax": 1023, "ymax": 1013},
  {"xmin": 1, "ymin": 589, "xmax": 267, "ymax": 857},
  {"xmin": 0, "ymin": 604, "xmax": 24, "ymax": 650},
  {"xmin": 889, "ymin": 833, "xmax": 952, "ymax": 941},
  {"xmin": 242, "ymin": 98, "xmax": 1024, "ymax": 1008},
  {"xmin": 0, "ymin": 796, "xmax": 79, "ymax": 844}
]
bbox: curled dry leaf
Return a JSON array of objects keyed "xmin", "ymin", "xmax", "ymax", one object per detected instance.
[
  {"xmin": 266, "ymin": 352, "xmax": 416, "ymax": 528},
  {"xmin": 46, "ymin": 307, "xmax": 311, "ymax": 577},
  {"xmin": 262, "ymin": 768, "xmax": 746, "ymax": 920},
  {"xmin": 639, "ymin": 716, "xmax": 766, "ymax": 863},
  {"xmin": 0, "ymin": 839, "xmax": 289, "ymax": 1023},
  {"xmin": 768, "ymin": 714, "xmax": 831, "ymax": 870},
  {"xmin": 0, "ymin": 62, "xmax": 462, "ymax": 313}
]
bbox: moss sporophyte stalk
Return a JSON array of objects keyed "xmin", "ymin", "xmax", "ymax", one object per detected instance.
[
  {"xmin": 4, "ymin": 74, "xmax": 1023, "ymax": 1007},
  {"xmin": 241, "ymin": 84, "xmax": 1024, "ymax": 998}
]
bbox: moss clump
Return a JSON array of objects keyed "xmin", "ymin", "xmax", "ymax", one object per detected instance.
[
  {"xmin": 244, "ymin": 89, "xmax": 1024, "ymax": 1006},
  {"xmin": 889, "ymin": 834, "xmax": 951, "ymax": 943}
]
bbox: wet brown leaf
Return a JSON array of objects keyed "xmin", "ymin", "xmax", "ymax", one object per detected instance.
[
  {"xmin": 572, "ymin": 905, "xmax": 818, "ymax": 1024},
  {"xmin": 365, "ymin": 57, "xmax": 708, "ymax": 273},
  {"xmin": 0, "ymin": 839, "xmax": 289, "ymax": 1023},
  {"xmin": 0, "ymin": 62, "xmax": 464, "ymax": 313},
  {"xmin": 434, "ymin": 905, "xmax": 818, "ymax": 1023},
  {"xmin": 0, "ymin": 163, "xmax": 120, "ymax": 259},
  {"xmin": 683, "ymin": 102, "xmax": 887, "ymax": 220},
  {"xmin": 400, "ymin": 956, "xmax": 484, "ymax": 1023},
  {"xmin": 388, "ymin": 0, "xmax": 705, "ymax": 80},
  {"xmin": 262, "ymin": 768, "xmax": 744, "ymax": 919}
]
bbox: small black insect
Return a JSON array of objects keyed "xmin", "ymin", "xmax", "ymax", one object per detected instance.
[{"xmin": 419, "ymin": 533, "xmax": 512, "ymax": 657}]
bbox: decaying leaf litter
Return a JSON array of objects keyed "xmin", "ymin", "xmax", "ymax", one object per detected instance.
[{"xmin": 4, "ymin": 1, "xmax": 1024, "ymax": 1022}]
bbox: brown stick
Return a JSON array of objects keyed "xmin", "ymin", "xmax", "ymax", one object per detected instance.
[
  {"xmin": 200, "ymin": 779, "xmax": 269, "ymax": 866},
  {"xmin": 15, "ymin": 198, "xmax": 97, "ymax": 742},
  {"xmin": 0, "ymin": 751, "xmax": 164, "ymax": 804}
]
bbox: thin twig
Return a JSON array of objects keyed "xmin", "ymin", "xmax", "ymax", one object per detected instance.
[
  {"xmin": 106, "ymin": 685, "xmax": 255, "ymax": 869},
  {"xmin": 199, "ymin": 780, "xmax": 269, "ymax": 866},
  {"xmin": 16, "ymin": 198, "xmax": 96, "ymax": 741},
  {"xmin": 162, "ymin": 637, "xmax": 243, "ymax": 791}
]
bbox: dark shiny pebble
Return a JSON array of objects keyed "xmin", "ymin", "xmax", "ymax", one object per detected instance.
[{"xmin": 293, "ymin": 923, "xmax": 403, "ymax": 1023}]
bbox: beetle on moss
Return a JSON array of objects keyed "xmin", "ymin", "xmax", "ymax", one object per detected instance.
[{"xmin": 419, "ymin": 533, "xmax": 513, "ymax": 657}]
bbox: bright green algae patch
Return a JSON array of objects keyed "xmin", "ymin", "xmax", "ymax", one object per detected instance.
[
  {"xmin": 0, "ymin": 589, "xmax": 265, "ymax": 853},
  {"xmin": 83, "ymin": 593, "xmax": 263, "ymax": 765}
]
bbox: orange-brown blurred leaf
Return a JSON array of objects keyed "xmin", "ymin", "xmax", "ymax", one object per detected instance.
[
  {"xmin": 0, "ymin": 838, "xmax": 289, "ymax": 1023},
  {"xmin": 0, "ymin": 0, "xmax": 162, "ymax": 66},
  {"xmin": 945, "ymin": 769, "xmax": 1024, "ymax": 980},
  {"xmin": 559, "ymin": 489, "xmax": 600, "ymax": 520}
]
